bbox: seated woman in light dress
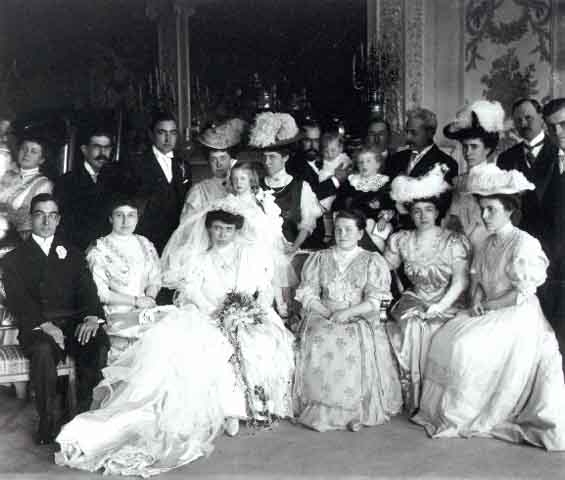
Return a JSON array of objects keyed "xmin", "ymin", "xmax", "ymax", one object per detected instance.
[
  {"xmin": 413, "ymin": 163, "xmax": 565, "ymax": 451},
  {"xmin": 293, "ymin": 209, "xmax": 402, "ymax": 432},
  {"xmin": 0, "ymin": 135, "xmax": 53, "ymax": 239},
  {"xmin": 443, "ymin": 100, "xmax": 505, "ymax": 252},
  {"xmin": 86, "ymin": 196, "xmax": 162, "ymax": 362},
  {"xmin": 164, "ymin": 161, "xmax": 297, "ymax": 318},
  {"xmin": 180, "ymin": 118, "xmax": 245, "ymax": 220},
  {"xmin": 384, "ymin": 164, "xmax": 471, "ymax": 413},
  {"xmin": 56, "ymin": 201, "xmax": 295, "ymax": 477}
]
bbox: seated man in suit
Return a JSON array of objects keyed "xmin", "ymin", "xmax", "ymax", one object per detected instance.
[
  {"xmin": 55, "ymin": 128, "xmax": 126, "ymax": 250},
  {"xmin": 127, "ymin": 111, "xmax": 191, "ymax": 254},
  {"xmin": 385, "ymin": 107, "xmax": 458, "ymax": 183},
  {"xmin": 1, "ymin": 193, "xmax": 109, "ymax": 444},
  {"xmin": 497, "ymin": 98, "xmax": 559, "ymax": 239}
]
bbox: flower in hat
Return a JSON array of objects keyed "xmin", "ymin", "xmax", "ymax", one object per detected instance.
[
  {"xmin": 248, "ymin": 112, "xmax": 300, "ymax": 149},
  {"xmin": 198, "ymin": 118, "xmax": 246, "ymax": 150}
]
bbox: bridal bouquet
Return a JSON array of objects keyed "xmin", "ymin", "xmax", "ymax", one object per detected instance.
[{"xmin": 216, "ymin": 290, "xmax": 266, "ymax": 332}]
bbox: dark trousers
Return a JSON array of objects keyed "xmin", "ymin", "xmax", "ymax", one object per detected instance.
[
  {"xmin": 21, "ymin": 324, "xmax": 109, "ymax": 419},
  {"xmin": 539, "ymin": 258, "xmax": 565, "ymax": 374}
]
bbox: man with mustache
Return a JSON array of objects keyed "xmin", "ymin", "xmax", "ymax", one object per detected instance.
[
  {"xmin": 54, "ymin": 128, "xmax": 125, "ymax": 250},
  {"xmin": 497, "ymin": 98, "xmax": 559, "ymax": 239}
]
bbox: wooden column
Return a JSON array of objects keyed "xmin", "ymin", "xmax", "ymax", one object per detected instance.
[{"xmin": 148, "ymin": 0, "xmax": 194, "ymax": 139}]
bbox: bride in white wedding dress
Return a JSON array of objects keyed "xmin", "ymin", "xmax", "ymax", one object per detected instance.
[{"xmin": 55, "ymin": 200, "xmax": 295, "ymax": 477}]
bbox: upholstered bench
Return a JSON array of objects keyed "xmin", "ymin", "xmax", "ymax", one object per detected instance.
[{"xmin": 0, "ymin": 324, "xmax": 77, "ymax": 416}]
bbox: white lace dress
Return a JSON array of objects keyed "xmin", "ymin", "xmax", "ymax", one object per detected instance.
[
  {"xmin": 55, "ymin": 242, "xmax": 294, "ymax": 477},
  {"xmin": 86, "ymin": 233, "xmax": 162, "ymax": 363}
]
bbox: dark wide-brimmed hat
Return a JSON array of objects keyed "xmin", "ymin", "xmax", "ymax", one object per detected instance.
[
  {"xmin": 248, "ymin": 112, "xmax": 302, "ymax": 150},
  {"xmin": 443, "ymin": 100, "xmax": 505, "ymax": 141},
  {"xmin": 197, "ymin": 118, "xmax": 246, "ymax": 150}
]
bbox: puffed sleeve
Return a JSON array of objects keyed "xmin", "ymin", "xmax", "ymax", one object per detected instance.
[
  {"xmin": 383, "ymin": 231, "xmax": 405, "ymax": 270},
  {"xmin": 85, "ymin": 240, "xmax": 112, "ymax": 304},
  {"xmin": 140, "ymin": 236, "xmax": 162, "ymax": 290},
  {"xmin": 295, "ymin": 251, "xmax": 323, "ymax": 311},
  {"xmin": 298, "ymin": 181, "xmax": 323, "ymax": 234},
  {"xmin": 507, "ymin": 232, "xmax": 548, "ymax": 300},
  {"xmin": 446, "ymin": 232, "xmax": 472, "ymax": 273},
  {"xmin": 364, "ymin": 252, "xmax": 392, "ymax": 311}
]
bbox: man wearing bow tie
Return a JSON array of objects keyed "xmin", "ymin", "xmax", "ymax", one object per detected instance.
[
  {"xmin": 497, "ymin": 98, "xmax": 559, "ymax": 239},
  {"xmin": 1, "ymin": 193, "xmax": 109, "ymax": 444},
  {"xmin": 385, "ymin": 108, "xmax": 458, "ymax": 183},
  {"xmin": 127, "ymin": 112, "xmax": 191, "ymax": 254}
]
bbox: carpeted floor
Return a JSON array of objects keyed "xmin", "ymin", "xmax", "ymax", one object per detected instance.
[{"xmin": 1, "ymin": 385, "xmax": 564, "ymax": 479}]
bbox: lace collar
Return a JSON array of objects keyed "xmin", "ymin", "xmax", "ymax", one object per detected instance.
[{"xmin": 348, "ymin": 173, "xmax": 389, "ymax": 192}]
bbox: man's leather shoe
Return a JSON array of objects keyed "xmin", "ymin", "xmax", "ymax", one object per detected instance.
[{"xmin": 35, "ymin": 416, "xmax": 55, "ymax": 445}]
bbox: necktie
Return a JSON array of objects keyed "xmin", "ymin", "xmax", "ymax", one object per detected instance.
[
  {"xmin": 559, "ymin": 151, "xmax": 565, "ymax": 175},
  {"xmin": 407, "ymin": 150, "xmax": 419, "ymax": 174},
  {"xmin": 524, "ymin": 140, "xmax": 544, "ymax": 168}
]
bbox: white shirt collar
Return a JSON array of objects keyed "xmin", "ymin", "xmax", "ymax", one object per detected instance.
[
  {"xmin": 265, "ymin": 170, "xmax": 293, "ymax": 188},
  {"xmin": 152, "ymin": 145, "xmax": 174, "ymax": 160},
  {"xmin": 413, "ymin": 144, "xmax": 433, "ymax": 159},
  {"xmin": 407, "ymin": 144, "xmax": 434, "ymax": 173},
  {"xmin": 31, "ymin": 234, "xmax": 54, "ymax": 256},
  {"xmin": 152, "ymin": 145, "xmax": 173, "ymax": 182},
  {"xmin": 525, "ymin": 130, "xmax": 545, "ymax": 148},
  {"xmin": 83, "ymin": 162, "xmax": 98, "ymax": 183}
]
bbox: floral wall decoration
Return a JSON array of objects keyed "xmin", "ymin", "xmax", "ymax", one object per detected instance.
[
  {"xmin": 463, "ymin": 0, "xmax": 553, "ymax": 151},
  {"xmin": 464, "ymin": 0, "xmax": 552, "ymax": 114}
]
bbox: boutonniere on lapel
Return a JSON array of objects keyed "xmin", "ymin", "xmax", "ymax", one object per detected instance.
[
  {"xmin": 178, "ymin": 160, "xmax": 190, "ymax": 184},
  {"xmin": 55, "ymin": 245, "xmax": 67, "ymax": 260}
]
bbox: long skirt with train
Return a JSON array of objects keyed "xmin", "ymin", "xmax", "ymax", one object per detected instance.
[{"xmin": 55, "ymin": 307, "xmax": 245, "ymax": 477}]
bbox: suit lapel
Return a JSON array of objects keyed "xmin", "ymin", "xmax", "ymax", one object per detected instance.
[
  {"xmin": 410, "ymin": 145, "xmax": 436, "ymax": 177},
  {"xmin": 20, "ymin": 239, "xmax": 49, "ymax": 289},
  {"xmin": 148, "ymin": 150, "xmax": 170, "ymax": 185},
  {"xmin": 532, "ymin": 142, "xmax": 558, "ymax": 200}
]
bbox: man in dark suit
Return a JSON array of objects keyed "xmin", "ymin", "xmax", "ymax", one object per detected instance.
[
  {"xmin": 385, "ymin": 107, "xmax": 458, "ymax": 183},
  {"xmin": 127, "ymin": 112, "xmax": 191, "ymax": 254},
  {"xmin": 2, "ymin": 193, "xmax": 109, "ymax": 444},
  {"xmin": 497, "ymin": 98, "xmax": 559, "ymax": 239},
  {"xmin": 55, "ymin": 129, "xmax": 126, "ymax": 250},
  {"xmin": 540, "ymin": 98, "xmax": 565, "ymax": 372}
]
